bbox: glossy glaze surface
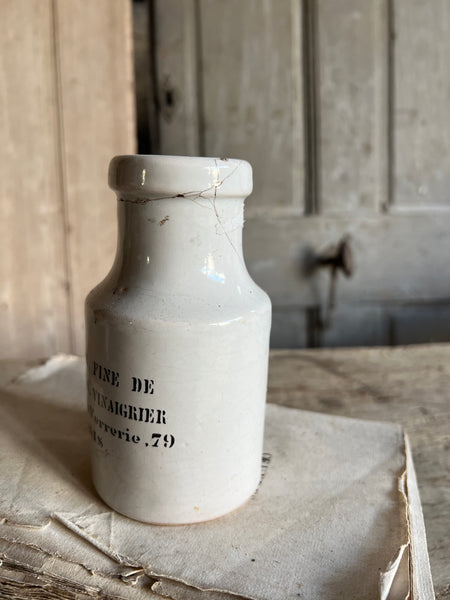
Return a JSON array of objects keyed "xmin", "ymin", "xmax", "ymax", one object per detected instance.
[{"xmin": 85, "ymin": 155, "xmax": 271, "ymax": 524}]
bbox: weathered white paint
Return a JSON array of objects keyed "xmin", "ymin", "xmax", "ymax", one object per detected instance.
[
  {"xmin": 392, "ymin": 0, "xmax": 450, "ymax": 210},
  {"xmin": 0, "ymin": 0, "xmax": 70, "ymax": 358},
  {"xmin": 199, "ymin": 0, "xmax": 304, "ymax": 214},
  {"xmin": 126, "ymin": 1, "xmax": 450, "ymax": 348},
  {"xmin": 317, "ymin": 0, "xmax": 388, "ymax": 215},
  {"xmin": 155, "ymin": 0, "xmax": 201, "ymax": 156},
  {"xmin": 54, "ymin": 0, "xmax": 136, "ymax": 355}
]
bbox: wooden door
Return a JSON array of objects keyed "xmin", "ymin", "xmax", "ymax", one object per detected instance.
[{"xmin": 146, "ymin": 0, "xmax": 450, "ymax": 348}]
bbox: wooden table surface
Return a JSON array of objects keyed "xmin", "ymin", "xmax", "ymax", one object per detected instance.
[
  {"xmin": 268, "ymin": 345, "xmax": 450, "ymax": 600},
  {"xmin": 0, "ymin": 345, "xmax": 448, "ymax": 599}
]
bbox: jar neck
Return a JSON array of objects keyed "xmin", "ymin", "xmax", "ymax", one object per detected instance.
[{"xmin": 111, "ymin": 196, "xmax": 246, "ymax": 291}]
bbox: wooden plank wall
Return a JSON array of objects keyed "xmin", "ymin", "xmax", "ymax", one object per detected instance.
[{"xmin": 0, "ymin": 0, "xmax": 135, "ymax": 359}]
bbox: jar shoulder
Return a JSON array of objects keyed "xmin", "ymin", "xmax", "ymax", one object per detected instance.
[{"xmin": 86, "ymin": 277, "xmax": 271, "ymax": 327}]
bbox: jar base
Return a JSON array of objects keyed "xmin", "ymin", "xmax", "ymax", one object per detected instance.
[{"xmin": 93, "ymin": 480, "xmax": 259, "ymax": 526}]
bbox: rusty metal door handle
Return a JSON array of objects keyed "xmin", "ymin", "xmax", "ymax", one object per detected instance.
[
  {"xmin": 317, "ymin": 236, "xmax": 354, "ymax": 278},
  {"xmin": 316, "ymin": 236, "xmax": 355, "ymax": 328}
]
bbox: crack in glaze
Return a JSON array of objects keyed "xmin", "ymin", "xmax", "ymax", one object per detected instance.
[{"xmin": 120, "ymin": 159, "xmax": 246, "ymax": 261}]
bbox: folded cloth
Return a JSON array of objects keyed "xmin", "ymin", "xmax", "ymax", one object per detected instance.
[{"xmin": 0, "ymin": 355, "xmax": 434, "ymax": 600}]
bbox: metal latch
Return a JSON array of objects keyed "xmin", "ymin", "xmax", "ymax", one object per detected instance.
[{"xmin": 316, "ymin": 235, "xmax": 355, "ymax": 328}]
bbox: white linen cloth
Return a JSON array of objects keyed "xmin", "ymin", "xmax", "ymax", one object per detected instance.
[{"xmin": 0, "ymin": 355, "xmax": 434, "ymax": 600}]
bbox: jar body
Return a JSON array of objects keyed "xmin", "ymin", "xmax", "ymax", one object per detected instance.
[{"xmin": 85, "ymin": 156, "xmax": 271, "ymax": 524}]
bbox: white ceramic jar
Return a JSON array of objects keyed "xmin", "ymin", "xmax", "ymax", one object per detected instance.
[{"xmin": 85, "ymin": 155, "xmax": 271, "ymax": 524}]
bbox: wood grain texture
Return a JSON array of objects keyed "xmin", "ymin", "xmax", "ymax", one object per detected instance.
[
  {"xmin": 133, "ymin": 1, "xmax": 153, "ymax": 153},
  {"xmin": 392, "ymin": 0, "xmax": 450, "ymax": 211},
  {"xmin": 267, "ymin": 345, "xmax": 450, "ymax": 598},
  {"xmin": 0, "ymin": 0, "xmax": 135, "ymax": 360},
  {"xmin": 316, "ymin": 0, "xmax": 388, "ymax": 214},
  {"xmin": 55, "ymin": 0, "xmax": 136, "ymax": 355},
  {"xmin": 154, "ymin": 0, "xmax": 201, "ymax": 156},
  {"xmin": 0, "ymin": 0, "xmax": 71, "ymax": 359},
  {"xmin": 199, "ymin": 0, "xmax": 304, "ymax": 215}
]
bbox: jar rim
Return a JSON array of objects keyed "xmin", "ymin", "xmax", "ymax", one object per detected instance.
[{"xmin": 108, "ymin": 155, "xmax": 252, "ymax": 200}]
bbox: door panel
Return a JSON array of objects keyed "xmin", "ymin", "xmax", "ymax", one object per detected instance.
[
  {"xmin": 244, "ymin": 214, "xmax": 450, "ymax": 305},
  {"xmin": 317, "ymin": 0, "xmax": 388, "ymax": 215},
  {"xmin": 199, "ymin": 0, "xmax": 304, "ymax": 214},
  {"xmin": 392, "ymin": 0, "xmax": 450, "ymax": 211}
]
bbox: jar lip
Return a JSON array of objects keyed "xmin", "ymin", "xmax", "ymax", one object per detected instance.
[{"xmin": 108, "ymin": 155, "xmax": 253, "ymax": 200}]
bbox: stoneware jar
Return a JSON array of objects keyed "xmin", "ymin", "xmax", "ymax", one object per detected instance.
[{"xmin": 85, "ymin": 155, "xmax": 272, "ymax": 524}]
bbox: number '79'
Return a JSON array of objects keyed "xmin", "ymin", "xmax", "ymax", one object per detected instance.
[{"xmin": 151, "ymin": 433, "xmax": 175, "ymax": 448}]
